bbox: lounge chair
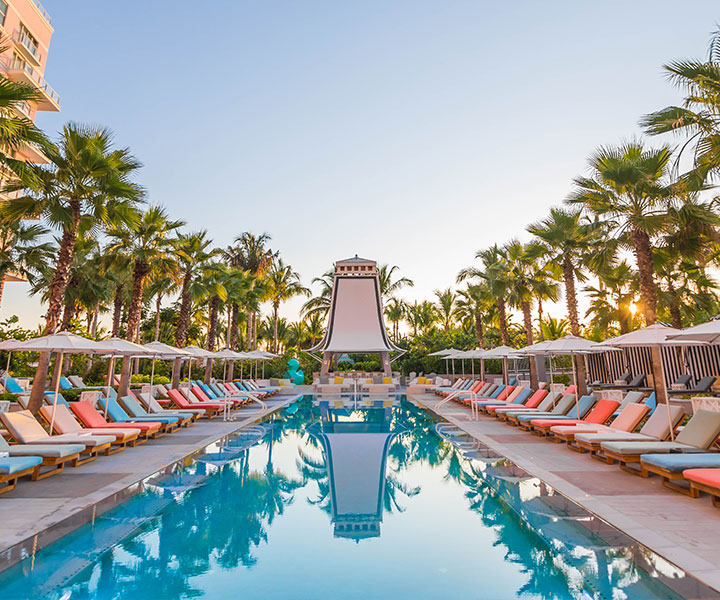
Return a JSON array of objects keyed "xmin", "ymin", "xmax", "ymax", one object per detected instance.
[
  {"xmin": 640, "ymin": 454, "xmax": 720, "ymax": 495},
  {"xmin": 98, "ymin": 397, "xmax": 176, "ymax": 435},
  {"xmin": 505, "ymin": 393, "xmax": 578, "ymax": 426},
  {"xmin": 39, "ymin": 404, "xmax": 141, "ymax": 452},
  {"xmin": 191, "ymin": 386, "xmax": 241, "ymax": 407},
  {"xmin": 475, "ymin": 388, "xmax": 531, "ymax": 414},
  {"xmin": 683, "ymin": 469, "xmax": 720, "ymax": 507},
  {"xmin": 599, "ymin": 409, "xmax": 720, "ymax": 474},
  {"xmin": 0, "ymin": 455, "xmax": 43, "ymax": 494},
  {"xmin": 607, "ymin": 373, "xmax": 647, "ymax": 390},
  {"xmin": 70, "ymin": 401, "xmax": 161, "ymax": 442},
  {"xmin": 516, "ymin": 395, "xmax": 596, "ymax": 430},
  {"xmin": 167, "ymin": 388, "xmax": 224, "ymax": 418},
  {"xmin": 119, "ymin": 395, "xmax": 193, "ymax": 428},
  {"xmin": 0, "ymin": 424, "xmax": 83, "ymax": 479},
  {"xmin": 1, "ymin": 410, "xmax": 115, "ymax": 466},
  {"xmin": 137, "ymin": 392, "xmax": 202, "ymax": 423},
  {"xmin": 668, "ymin": 376, "xmax": 717, "ymax": 396},
  {"xmin": 593, "ymin": 371, "xmax": 632, "ymax": 389},
  {"xmin": 2, "ymin": 376, "xmax": 25, "ymax": 394},
  {"xmin": 528, "ymin": 398, "xmax": 621, "ymax": 437},
  {"xmin": 492, "ymin": 390, "xmax": 549, "ymax": 418},
  {"xmin": 549, "ymin": 402, "xmax": 651, "ymax": 448},
  {"xmin": 574, "ymin": 404, "xmax": 685, "ymax": 461}
]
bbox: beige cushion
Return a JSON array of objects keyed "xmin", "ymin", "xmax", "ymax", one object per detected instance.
[
  {"xmin": 610, "ymin": 403, "xmax": 650, "ymax": 432},
  {"xmin": 676, "ymin": 408, "xmax": 720, "ymax": 448},
  {"xmin": 639, "ymin": 405, "xmax": 685, "ymax": 439}
]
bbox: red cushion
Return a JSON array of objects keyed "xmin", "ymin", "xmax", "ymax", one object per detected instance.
[
  {"xmin": 683, "ymin": 468, "xmax": 720, "ymax": 487},
  {"xmin": 584, "ymin": 399, "xmax": 621, "ymax": 424}
]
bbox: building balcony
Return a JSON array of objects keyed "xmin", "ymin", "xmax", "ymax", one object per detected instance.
[
  {"xmin": 16, "ymin": 141, "xmax": 48, "ymax": 164},
  {"xmin": 30, "ymin": 0, "xmax": 52, "ymax": 26},
  {"xmin": 6, "ymin": 61, "xmax": 60, "ymax": 111},
  {"xmin": 12, "ymin": 30, "xmax": 42, "ymax": 66}
]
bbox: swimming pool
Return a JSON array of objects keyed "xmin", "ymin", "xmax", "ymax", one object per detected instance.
[{"xmin": 0, "ymin": 396, "xmax": 716, "ymax": 599}]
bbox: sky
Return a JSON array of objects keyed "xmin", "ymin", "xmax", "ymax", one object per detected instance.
[{"xmin": 3, "ymin": 0, "xmax": 720, "ymax": 330}]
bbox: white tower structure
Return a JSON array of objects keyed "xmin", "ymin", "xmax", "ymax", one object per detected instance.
[{"xmin": 308, "ymin": 256, "xmax": 403, "ymax": 376}]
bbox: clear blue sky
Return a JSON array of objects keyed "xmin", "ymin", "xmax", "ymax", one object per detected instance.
[{"xmin": 4, "ymin": 0, "xmax": 720, "ymax": 328}]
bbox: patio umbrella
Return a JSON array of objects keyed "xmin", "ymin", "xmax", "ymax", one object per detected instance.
[
  {"xmin": 0, "ymin": 338, "xmax": 22, "ymax": 379},
  {"xmin": 246, "ymin": 350, "xmax": 274, "ymax": 379},
  {"xmin": 98, "ymin": 338, "xmax": 156, "ymax": 415},
  {"xmin": 528, "ymin": 335, "xmax": 606, "ymax": 418},
  {"xmin": 183, "ymin": 345, "xmax": 215, "ymax": 382},
  {"xmin": 666, "ymin": 319, "xmax": 720, "ymax": 345},
  {"xmin": 480, "ymin": 346, "xmax": 519, "ymax": 385},
  {"xmin": 429, "ymin": 348, "xmax": 459, "ymax": 376},
  {"xmin": 213, "ymin": 348, "xmax": 245, "ymax": 382},
  {"xmin": 15, "ymin": 332, "xmax": 116, "ymax": 433},
  {"xmin": 600, "ymin": 323, "xmax": 695, "ymax": 441},
  {"xmin": 143, "ymin": 342, "xmax": 191, "ymax": 390}
]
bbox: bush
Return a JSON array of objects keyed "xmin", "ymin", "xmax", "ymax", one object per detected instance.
[
  {"xmin": 0, "ymin": 391, "xmax": 18, "ymax": 403},
  {"xmin": 130, "ymin": 374, "xmax": 170, "ymax": 385}
]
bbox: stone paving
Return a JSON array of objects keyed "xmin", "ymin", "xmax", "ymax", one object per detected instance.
[
  {"xmin": 410, "ymin": 392, "xmax": 720, "ymax": 594},
  {"xmin": 0, "ymin": 392, "xmax": 304, "ymax": 569}
]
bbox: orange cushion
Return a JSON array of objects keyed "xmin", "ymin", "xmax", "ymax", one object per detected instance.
[{"xmin": 683, "ymin": 468, "xmax": 720, "ymax": 487}]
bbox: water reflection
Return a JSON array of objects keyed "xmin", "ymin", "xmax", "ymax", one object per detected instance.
[{"xmin": 0, "ymin": 396, "xmax": 716, "ymax": 600}]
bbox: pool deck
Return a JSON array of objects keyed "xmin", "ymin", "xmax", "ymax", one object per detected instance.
[
  {"xmin": 410, "ymin": 392, "xmax": 720, "ymax": 595},
  {"xmin": 0, "ymin": 391, "xmax": 306, "ymax": 570}
]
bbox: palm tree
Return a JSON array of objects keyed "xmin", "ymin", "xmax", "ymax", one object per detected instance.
[
  {"xmin": 584, "ymin": 261, "xmax": 639, "ymax": 337},
  {"xmin": 146, "ymin": 274, "xmax": 178, "ymax": 341},
  {"xmin": 567, "ymin": 140, "xmax": 674, "ymax": 325},
  {"xmin": 539, "ymin": 317, "xmax": 570, "ymax": 340},
  {"xmin": 455, "ymin": 284, "xmax": 494, "ymax": 347},
  {"xmin": 2, "ymin": 123, "xmax": 143, "ymax": 413},
  {"xmin": 0, "ymin": 218, "xmax": 52, "ymax": 308},
  {"xmin": 528, "ymin": 207, "xmax": 601, "ymax": 337},
  {"xmin": 266, "ymin": 259, "xmax": 309, "ymax": 353},
  {"xmin": 305, "ymin": 313, "xmax": 324, "ymax": 347},
  {"xmin": 171, "ymin": 230, "xmax": 217, "ymax": 387},
  {"xmin": 377, "ymin": 264, "xmax": 414, "ymax": 299},
  {"xmin": 405, "ymin": 301, "xmax": 437, "ymax": 336},
  {"xmin": 108, "ymin": 205, "xmax": 184, "ymax": 393},
  {"xmin": 434, "ymin": 288, "xmax": 457, "ymax": 333},
  {"xmin": 641, "ymin": 28, "xmax": 720, "ymax": 186},
  {"xmin": 301, "ymin": 269, "xmax": 333, "ymax": 321},
  {"xmin": 384, "ymin": 297, "xmax": 406, "ymax": 341}
]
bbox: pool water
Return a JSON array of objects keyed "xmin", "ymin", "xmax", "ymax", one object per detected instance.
[{"xmin": 0, "ymin": 396, "xmax": 715, "ymax": 599}]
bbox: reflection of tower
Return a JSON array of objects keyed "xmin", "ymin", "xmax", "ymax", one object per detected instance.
[
  {"xmin": 307, "ymin": 256, "xmax": 403, "ymax": 376},
  {"xmin": 310, "ymin": 400, "xmax": 397, "ymax": 540}
]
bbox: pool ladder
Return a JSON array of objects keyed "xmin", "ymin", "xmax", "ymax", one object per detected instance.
[
  {"xmin": 435, "ymin": 422, "xmax": 481, "ymax": 451},
  {"xmin": 435, "ymin": 388, "xmax": 479, "ymax": 420},
  {"xmin": 223, "ymin": 390, "xmax": 268, "ymax": 422}
]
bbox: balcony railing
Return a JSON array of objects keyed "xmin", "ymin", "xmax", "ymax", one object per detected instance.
[
  {"xmin": 13, "ymin": 30, "xmax": 42, "ymax": 64},
  {"xmin": 30, "ymin": 0, "xmax": 51, "ymax": 25},
  {"xmin": 10, "ymin": 60, "xmax": 59, "ymax": 105},
  {"xmin": 15, "ymin": 100, "xmax": 31, "ymax": 118}
]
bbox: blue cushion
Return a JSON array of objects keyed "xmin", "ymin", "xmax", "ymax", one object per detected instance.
[
  {"xmin": 59, "ymin": 376, "xmax": 73, "ymax": 390},
  {"xmin": 3, "ymin": 377, "xmax": 23, "ymax": 394},
  {"xmin": 200, "ymin": 383, "xmax": 218, "ymax": 399},
  {"xmin": 44, "ymin": 392, "xmax": 70, "ymax": 407},
  {"xmin": 0, "ymin": 455, "xmax": 42, "ymax": 474},
  {"xmin": 641, "ymin": 453, "xmax": 720, "ymax": 472}
]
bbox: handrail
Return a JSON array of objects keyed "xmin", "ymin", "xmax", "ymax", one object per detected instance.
[{"xmin": 436, "ymin": 388, "xmax": 478, "ymax": 420}]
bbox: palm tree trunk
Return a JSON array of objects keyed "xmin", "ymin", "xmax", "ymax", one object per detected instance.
[
  {"xmin": 630, "ymin": 227, "xmax": 658, "ymax": 325},
  {"xmin": 522, "ymin": 301, "xmax": 538, "ymax": 388},
  {"xmin": 246, "ymin": 311, "xmax": 253, "ymax": 351},
  {"xmin": 537, "ymin": 299, "xmax": 545, "ymax": 341},
  {"xmin": 666, "ymin": 280, "xmax": 682, "ymax": 328},
  {"xmin": 112, "ymin": 284, "xmax": 124, "ymax": 337},
  {"xmin": 61, "ymin": 296, "xmax": 76, "ymax": 331},
  {"xmin": 253, "ymin": 310, "xmax": 259, "ymax": 349},
  {"xmin": 497, "ymin": 298, "xmax": 509, "ymax": 346},
  {"xmin": 28, "ymin": 205, "xmax": 81, "ymax": 415},
  {"xmin": 474, "ymin": 312, "xmax": 484, "ymax": 347},
  {"xmin": 91, "ymin": 307, "xmax": 99, "ymax": 338},
  {"xmin": 206, "ymin": 295, "xmax": 220, "ymax": 351},
  {"xmin": 230, "ymin": 303, "xmax": 239, "ymax": 349},
  {"xmin": 175, "ymin": 273, "xmax": 192, "ymax": 347},
  {"xmin": 120, "ymin": 262, "xmax": 150, "ymax": 396},
  {"xmin": 0, "ymin": 276, "xmax": 7, "ymax": 309},
  {"xmin": 272, "ymin": 302, "xmax": 279, "ymax": 353},
  {"xmin": 154, "ymin": 293, "xmax": 162, "ymax": 341},
  {"xmin": 563, "ymin": 258, "xmax": 580, "ymax": 336}
]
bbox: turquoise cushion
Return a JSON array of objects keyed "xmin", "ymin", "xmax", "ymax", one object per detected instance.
[
  {"xmin": 0, "ymin": 455, "xmax": 42, "ymax": 474},
  {"xmin": 59, "ymin": 376, "xmax": 73, "ymax": 390},
  {"xmin": 3, "ymin": 377, "xmax": 23, "ymax": 394},
  {"xmin": 641, "ymin": 453, "xmax": 720, "ymax": 472}
]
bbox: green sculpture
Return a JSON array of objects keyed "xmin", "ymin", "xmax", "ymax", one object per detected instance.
[{"xmin": 285, "ymin": 358, "xmax": 305, "ymax": 384}]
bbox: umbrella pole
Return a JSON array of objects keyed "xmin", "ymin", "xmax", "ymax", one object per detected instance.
[
  {"xmin": 150, "ymin": 357, "xmax": 156, "ymax": 392},
  {"xmin": 502, "ymin": 357, "xmax": 508, "ymax": 385},
  {"xmin": 104, "ymin": 356, "xmax": 115, "ymax": 419},
  {"xmin": 240, "ymin": 361, "xmax": 244, "ymax": 381},
  {"xmin": 480, "ymin": 359, "xmax": 485, "ymax": 383},
  {"xmin": 5, "ymin": 351, "xmax": 11, "ymax": 376},
  {"xmin": 49, "ymin": 351, "xmax": 64, "ymax": 434},
  {"xmin": 570, "ymin": 352, "xmax": 580, "ymax": 418},
  {"xmin": 262, "ymin": 360, "xmax": 265, "ymax": 379},
  {"xmin": 471, "ymin": 359, "xmax": 475, "ymax": 378},
  {"xmin": 223, "ymin": 359, "xmax": 227, "ymax": 383},
  {"xmin": 653, "ymin": 344, "xmax": 674, "ymax": 442}
]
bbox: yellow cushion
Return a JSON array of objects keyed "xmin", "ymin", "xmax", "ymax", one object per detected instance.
[
  {"xmin": 366, "ymin": 379, "xmax": 372, "ymax": 384},
  {"xmin": 334, "ymin": 376, "xmax": 343, "ymax": 385},
  {"xmin": 383, "ymin": 377, "xmax": 392, "ymax": 384},
  {"xmin": 418, "ymin": 377, "xmax": 426, "ymax": 384}
]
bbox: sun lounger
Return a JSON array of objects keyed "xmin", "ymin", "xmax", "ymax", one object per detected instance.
[
  {"xmin": 167, "ymin": 388, "xmax": 224, "ymax": 418},
  {"xmin": 599, "ymin": 409, "xmax": 720, "ymax": 474},
  {"xmin": 607, "ymin": 373, "xmax": 647, "ymax": 390},
  {"xmin": 668, "ymin": 376, "xmax": 717, "ymax": 396},
  {"xmin": 1, "ymin": 410, "xmax": 115, "ymax": 466},
  {"xmin": 475, "ymin": 388, "xmax": 531, "ymax": 414},
  {"xmin": 516, "ymin": 395, "xmax": 595, "ymax": 430},
  {"xmin": 137, "ymin": 393, "xmax": 202, "ymax": 423},
  {"xmin": 39, "ymin": 404, "xmax": 140, "ymax": 453},
  {"xmin": 505, "ymin": 393, "xmax": 577, "ymax": 426},
  {"xmin": 549, "ymin": 402, "xmax": 650, "ymax": 448},
  {"xmin": 493, "ymin": 389, "xmax": 549, "ymax": 418},
  {"xmin": 0, "ymin": 424, "xmax": 83, "ymax": 479},
  {"xmin": 640, "ymin": 453, "xmax": 720, "ymax": 495},
  {"xmin": 70, "ymin": 401, "xmax": 161, "ymax": 442},
  {"xmin": 0, "ymin": 455, "xmax": 43, "ymax": 494},
  {"xmin": 574, "ymin": 404, "xmax": 685, "ymax": 461},
  {"xmin": 99, "ymin": 397, "xmax": 176, "ymax": 435},
  {"xmin": 2, "ymin": 376, "xmax": 25, "ymax": 394},
  {"xmin": 118, "ymin": 395, "xmax": 191, "ymax": 429},
  {"xmin": 683, "ymin": 469, "xmax": 720, "ymax": 507},
  {"xmin": 529, "ymin": 398, "xmax": 620, "ymax": 436},
  {"xmin": 191, "ymin": 385, "xmax": 241, "ymax": 407}
]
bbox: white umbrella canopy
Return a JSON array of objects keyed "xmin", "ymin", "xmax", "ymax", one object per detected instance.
[
  {"xmin": 100, "ymin": 337, "xmax": 156, "ymax": 357},
  {"xmin": 480, "ymin": 346, "xmax": 519, "ymax": 359},
  {"xmin": 666, "ymin": 319, "xmax": 720, "ymax": 345},
  {"xmin": 183, "ymin": 345, "xmax": 215, "ymax": 359},
  {"xmin": 529, "ymin": 335, "xmax": 602, "ymax": 355},
  {"xmin": 213, "ymin": 348, "xmax": 246, "ymax": 359},
  {"xmin": 143, "ymin": 341, "xmax": 191, "ymax": 358},
  {"xmin": 0, "ymin": 338, "xmax": 22, "ymax": 351},
  {"xmin": 427, "ymin": 348, "xmax": 459, "ymax": 357}
]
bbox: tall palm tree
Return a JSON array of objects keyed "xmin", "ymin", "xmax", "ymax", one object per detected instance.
[
  {"xmin": 266, "ymin": 259, "xmax": 309, "ymax": 353},
  {"xmin": 567, "ymin": 140, "xmax": 674, "ymax": 325},
  {"xmin": 108, "ymin": 205, "xmax": 184, "ymax": 393},
  {"xmin": 433, "ymin": 288, "xmax": 457, "ymax": 333},
  {"xmin": 377, "ymin": 264, "xmax": 414, "ymax": 299},
  {"xmin": 405, "ymin": 301, "xmax": 437, "ymax": 336},
  {"xmin": 305, "ymin": 313, "xmax": 324, "ymax": 347},
  {"xmin": 301, "ymin": 269, "xmax": 333, "ymax": 321},
  {"xmin": 146, "ymin": 274, "xmax": 179, "ymax": 341},
  {"xmin": 641, "ymin": 28, "xmax": 720, "ymax": 186},
  {"xmin": 0, "ymin": 218, "xmax": 52, "ymax": 308},
  {"xmin": 455, "ymin": 284, "xmax": 494, "ymax": 347},
  {"xmin": 384, "ymin": 297, "xmax": 406, "ymax": 341},
  {"xmin": 2, "ymin": 123, "xmax": 143, "ymax": 413}
]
